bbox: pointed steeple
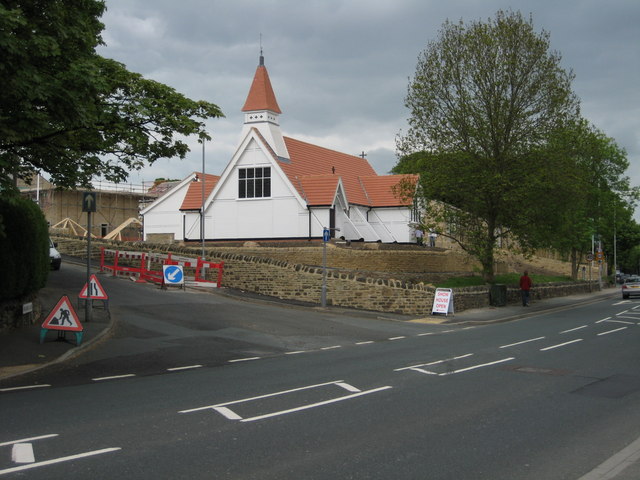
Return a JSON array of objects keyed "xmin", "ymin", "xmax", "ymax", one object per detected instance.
[
  {"xmin": 240, "ymin": 54, "xmax": 289, "ymax": 160},
  {"xmin": 242, "ymin": 53, "xmax": 282, "ymax": 114}
]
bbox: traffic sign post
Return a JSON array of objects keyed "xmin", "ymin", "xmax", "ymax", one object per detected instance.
[
  {"xmin": 82, "ymin": 192, "xmax": 97, "ymax": 322},
  {"xmin": 321, "ymin": 228, "xmax": 330, "ymax": 307},
  {"xmin": 40, "ymin": 296, "xmax": 84, "ymax": 345}
]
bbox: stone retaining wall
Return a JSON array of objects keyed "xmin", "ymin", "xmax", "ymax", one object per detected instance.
[
  {"xmin": 0, "ymin": 294, "xmax": 40, "ymax": 334},
  {"xmin": 49, "ymin": 236, "xmax": 595, "ymax": 316}
]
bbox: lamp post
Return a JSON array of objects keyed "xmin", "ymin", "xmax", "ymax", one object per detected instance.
[{"xmin": 201, "ymin": 138, "xmax": 206, "ymax": 259}]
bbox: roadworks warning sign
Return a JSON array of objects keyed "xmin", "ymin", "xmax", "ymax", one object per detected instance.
[
  {"xmin": 41, "ymin": 295, "xmax": 83, "ymax": 332},
  {"xmin": 79, "ymin": 274, "xmax": 108, "ymax": 300}
]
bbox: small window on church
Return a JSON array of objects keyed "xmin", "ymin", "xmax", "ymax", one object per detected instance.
[{"xmin": 239, "ymin": 167, "xmax": 271, "ymax": 199}]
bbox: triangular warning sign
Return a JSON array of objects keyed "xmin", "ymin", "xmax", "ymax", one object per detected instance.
[
  {"xmin": 79, "ymin": 274, "xmax": 108, "ymax": 300},
  {"xmin": 42, "ymin": 295, "xmax": 83, "ymax": 332}
]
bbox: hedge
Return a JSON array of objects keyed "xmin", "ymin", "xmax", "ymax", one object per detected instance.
[{"xmin": 0, "ymin": 195, "xmax": 49, "ymax": 301}]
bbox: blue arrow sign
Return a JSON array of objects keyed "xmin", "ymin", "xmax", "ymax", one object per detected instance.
[
  {"xmin": 163, "ymin": 265, "xmax": 184, "ymax": 285},
  {"xmin": 323, "ymin": 228, "xmax": 330, "ymax": 242}
]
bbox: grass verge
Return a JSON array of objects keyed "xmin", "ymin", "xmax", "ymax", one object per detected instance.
[{"xmin": 436, "ymin": 273, "xmax": 573, "ymax": 288}]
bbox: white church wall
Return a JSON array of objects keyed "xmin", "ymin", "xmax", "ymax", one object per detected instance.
[
  {"xmin": 207, "ymin": 140, "xmax": 312, "ymax": 239},
  {"xmin": 369, "ymin": 207, "xmax": 414, "ymax": 243}
]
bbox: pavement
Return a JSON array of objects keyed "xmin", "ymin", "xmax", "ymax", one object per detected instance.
[{"xmin": 0, "ymin": 278, "xmax": 113, "ymax": 383}]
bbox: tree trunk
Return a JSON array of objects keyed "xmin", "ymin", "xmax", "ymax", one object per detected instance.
[
  {"xmin": 480, "ymin": 221, "xmax": 496, "ymax": 283},
  {"xmin": 570, "ymin": 247, "xmax": 578, "ymax": 280}
]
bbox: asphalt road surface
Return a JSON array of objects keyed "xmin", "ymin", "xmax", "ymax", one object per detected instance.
[{"xmin": 1, "ymin": 263, "xmax": 640, "ymax": 479}]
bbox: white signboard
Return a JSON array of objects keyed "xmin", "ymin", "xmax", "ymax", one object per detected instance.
[{"xmin": 431, "ymin": 288, "xmax": 454, "ymax": 316}]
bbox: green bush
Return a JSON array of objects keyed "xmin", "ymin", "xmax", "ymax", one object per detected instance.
[{"xmin": 0, "ymin": 195, "xmax": 49, "ymax": 301}]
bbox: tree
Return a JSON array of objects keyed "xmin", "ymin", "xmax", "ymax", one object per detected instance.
[
  {"xmin": 396, "ymin": 10, "xmax": 580, "ymax": 282},
  {"xmin": 541, "ymin": 119, "xmax": 638, "ymax": 278},
  {"xmin": 0, "ymin": 1, "xmax": 223, "ymax": 191}
]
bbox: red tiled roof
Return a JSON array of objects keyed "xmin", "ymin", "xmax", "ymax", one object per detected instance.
[
  {"xmin": 359, "ymin": 175, "xmax": 418, "ymax": 207},
  {"xmin": 278, "ymin": 137, "xmax": 414, "ymax": 207},
  {"xmin": 241, "ymin": 64, "xmax": 282, "ymax": 114},
  {"xmin": 179, "ymin": 173, "xmax": 220, "ymax": 210},
  {"xmin": 281, "ymin": 137, "xmax": 374, "ymax": 206},
  {"xmin": 297, "ymin": 175, "xmax": 341, "ymax": 206}
]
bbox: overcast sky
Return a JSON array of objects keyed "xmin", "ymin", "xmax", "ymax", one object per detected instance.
[{"xmin": 97, "ymin": 0, "xmax": 639, "ymax": 209}]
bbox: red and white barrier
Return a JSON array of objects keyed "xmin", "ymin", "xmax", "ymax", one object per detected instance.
[{"xmin": 100, "ymin": 247, "xmax": 223, "ymax": 288}]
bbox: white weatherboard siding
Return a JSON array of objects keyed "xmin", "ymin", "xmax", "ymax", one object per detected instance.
[
  {"xmin": 143, "ymin": 189, "xmax": 188, "ymax": 241},
  {"xmin": 183, "ymin": 211, "xmax": 201, "ymax": 241},
  {"xmin": 348, "ymin": 206, "xmax": 380, "ymax": 242},
  {"xmin": 370, "ymin": 207, "xmax": 414, "ymax": 243},
  {"xmin": 208, "ymin": 140, "xmax": 310, "ymax": 239}
]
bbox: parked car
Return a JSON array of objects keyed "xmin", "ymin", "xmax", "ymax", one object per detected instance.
[
  {"xmin": 49, "ymin": 238, "xmax": 61, "ymax": 270},
  {"xmin": 621, "ymin": 276, "xmax": 640, "ymax": 299}
]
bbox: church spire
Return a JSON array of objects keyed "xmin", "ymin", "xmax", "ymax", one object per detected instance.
[
  {"xmin": 240, "ymin": 53, "xmax": 289, "ymax": 160},
  {"xmin": 241, "ymin": 53, "xmax": 281, "ymax": 114}
]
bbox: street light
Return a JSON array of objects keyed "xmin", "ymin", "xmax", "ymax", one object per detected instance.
[{"xmin": 201, "ymin": 137, "xmax": 206, "ymax": 259}]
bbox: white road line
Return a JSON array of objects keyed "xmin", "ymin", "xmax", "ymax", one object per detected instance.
[
  {"xmin": 321, "ymin": 346, "xmax": 342, "ymax": 350},
  {"xmin": 167, "ymin": 365, "xmax": 203, "ymax": 371},
  {"xmin": 92, "ymin": 374, "xmax": 136, "ymax": 382},
  {"xmin": 11, "ymin": 443, "xmax": 34, "ymax": 463},
  {"xmin": 499, "ymin": 336, "xmax": 545, "ymax": 348},
  {"xmin": 394, "ymin": 361, "xmax": 443, "ymax": 372},
  {"xmin": 617, "ymin": 310, "xmax": 629, "ymax": 316},
  {"xmin": 213, "ymin": 406, "xmax": 243, "ymax": 420},
  {"xmin": 560, "ymin": 325, "xmax": 588, "ymax": 334},
  {"xmin": 228, "ymin": 357, "xmax": 260, "ymax": 363},
  {"xmin": 0, "ymin": 384, "xmax": 51, "ymax": 393},
  {"xmin": 388, "ymin": 336, "xmax": 406, "ymax": 341},
  {"xmin": 540, "ymin": 339, "xmax": 583, "ymax": 351},
  {"xmin": 408, "ymin": 367, "xmax": 439, "ymax": 375},
  {"xmin": 417, "ymin": 332, "xmax": 434, "ymax": 336},
  {"xmin": 0, "ymin": 435, "xmax": 58, "ymax": 448},
  {"xmin": 604, "ymin": 319, "xmax": 635, "ymax": 325},
  {"xmin": 179, "ymin": 380, "xmax": 347, "ymax": 413},
  {"xmin": 335, "ymin": 382, "xmax": 361, "ymax": 393},
  {"xmin": 598, "ymin": 327, "xmax": 628, "ymax": 336},
  {"xmin": 240, "ymin": 386, "xmax": 393, "ymax": 423},
  {"xmin": 394, "ymin": 354, "xmax": 473, "ymax": 372},
  {"xmin": 439, "ymin": 357, "xmax": 515, "ymax": 376},
  {"xmin": 284, "ymin": 351, "xmax": 307, "ymax": 355},
  {"xmin": 596, "ymin": 317, "xmax": 612, "ymax": 324},
  {"xmin": 0, "ymin": 448, "xmax": 121, "ymax": 476},
  {"xmin": 355, "ymin": 341, "xmax": 374, "ymax": 345}
]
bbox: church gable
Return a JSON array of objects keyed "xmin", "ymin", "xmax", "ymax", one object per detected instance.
[{"xmin": 209, "ymin": 129, "xmax": 306, "ymax": 208}]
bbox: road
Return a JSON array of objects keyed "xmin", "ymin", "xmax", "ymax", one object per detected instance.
[{"xmin": 1, "ymin": 263, "xmax": 640, "ymax": 479}]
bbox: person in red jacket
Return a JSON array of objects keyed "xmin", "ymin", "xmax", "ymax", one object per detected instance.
[{"xmin": 519, "ymin": 270, "xmax": 533, "ymax": 306}]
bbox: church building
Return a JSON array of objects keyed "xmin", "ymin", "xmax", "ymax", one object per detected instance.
[{"xmin": 141, "ymin": 55, "xmax": 418, "ymax": 243}]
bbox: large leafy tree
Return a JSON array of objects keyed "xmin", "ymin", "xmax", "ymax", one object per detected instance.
[
  {"xmin": 396, "ymin": 10, "xmax": 580, "ymax": 282},
  {"xmin": 0, "ymin": 0, "xmax": 223, "ymax": 191}
]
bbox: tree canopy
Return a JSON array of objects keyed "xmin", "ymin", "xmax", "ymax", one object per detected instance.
[
  {"xmin": 395, "ymin": 10, "xmax": 616, "ymax": 282},
  {"xmin": 0, "ymin": 0, "xmax": 223, "ymax": 191}
]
